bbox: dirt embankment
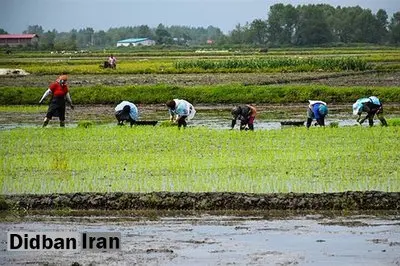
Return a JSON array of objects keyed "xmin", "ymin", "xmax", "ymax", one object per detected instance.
[
  {"xmin": 1, "ymin": 70, "xmax": 400, "ymax": 87},
  {"xmin": 2, "ymin": 191, "xmax": 400, "ymax": 211}
]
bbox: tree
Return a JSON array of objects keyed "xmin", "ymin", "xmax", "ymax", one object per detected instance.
[
  {"xmin": 229, "ymin": 23, "xmax": 247, "ymax": 44},
  {"xmin": 249, "ymin": 19, "xmax": 268, "ymax": 45},
  {"xmin": 388, "ymin": 12, "xmax": 400, "ymax": 44},
  {"xmin": 78, "ymin": 27, "xmax": 94, "ymax": 47},
  {"xmin": 266, "ymin": 4, "xmax": 298, "ymax": 46},
  {"xmin": 23, "ymin": 25, "xmax": 44, "ymax": 35},
  {"xmin": 293, "ymin": 5, "xmax": 333, "ymax": 45},
  {"xmin": 39, "ymin": 30, "xmax": 57, "ymax": 50},
  {"xmin": 0, "ymin": 28, "xmax": 8, "ymax": 34},
  {"xmin": 376, "ymin": 9, "xmax": 389, "ymax": 43},
  {"xmin": 155, "ymin": 24, "xmax": 172, "ymax": 44},
  {"xmin": 137, "ymin": 25, "xmax": 153, "ymax": 39}
]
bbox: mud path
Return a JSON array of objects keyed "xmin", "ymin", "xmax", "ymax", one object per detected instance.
[
  {"xmin": 1, "ymin": 71, "xmax": 400, "ymax": 88},
  {"xmin": 0, "ymin": 212, "xmax": 399, "ymax": 265}
]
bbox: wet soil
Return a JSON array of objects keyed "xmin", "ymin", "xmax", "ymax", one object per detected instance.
[
  {"xmin": 1, "ymin": 103, "xmax": 399, "ymax": 130},
  {"xmin": 0, "ymin": 211, "xmax": 399, "ymax": 265},
  {"xmin": 1, "ymin": 70, "xmax": 400, "ymax": 87},
  {"xmin": 3, "ymin": 191, "xmax": 400, "ymax": 211}
]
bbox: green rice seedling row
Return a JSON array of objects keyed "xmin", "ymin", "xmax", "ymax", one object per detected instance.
[{"xmin": 1, "ymin": 126, "xmax": 398, "ymax": 194}]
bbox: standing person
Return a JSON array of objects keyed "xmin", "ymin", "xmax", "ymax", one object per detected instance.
[
  {"xmin": 108, "ymin": 54, "xmax": 117, "ymax": 69},
  {"xmin": 166, "ymin": 99, "xmax": 196, "ymax": 129},
  {"xmin": 39, "ymin": 75, "xmax": 74, "ymax": 127},
  {"xmin": 352, "ymin": 96, "xmax": 388, "ymax": 127},
  {"xmin": 231, "ymin": 104, "xmax": 257, "ymax": 131},
  {"xmin": 114, "ymin": 101, "xmax": 139, "ymax": 127},
  {"xmin": 306, "ymin": 100, "xmax": 328, "ymax": 128}
]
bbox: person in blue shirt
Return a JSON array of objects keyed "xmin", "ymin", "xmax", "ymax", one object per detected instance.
[
  {"xmin": 352, "ymin": 96, "xmax": 388, "ymax": 127},
  {"xmin": 114, "ymin": 101, "xmax": 139, "ymax": 127},
  {"xmin": 306, "ymin": 100, "xmax": 328, "ymax": 128},
  {"xmin": 166, "ymin": 99, "xmax": 196, "ymax": 129}
]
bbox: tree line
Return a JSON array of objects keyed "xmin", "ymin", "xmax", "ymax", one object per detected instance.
[{"xmin": 1, "ymin": 3, "xmax": 399, "ymax": 50}]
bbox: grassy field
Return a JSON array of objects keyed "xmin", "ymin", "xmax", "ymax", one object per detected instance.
[{"xmin": 1, "ymin": 126, "xmax": 399, "ymax": 194}]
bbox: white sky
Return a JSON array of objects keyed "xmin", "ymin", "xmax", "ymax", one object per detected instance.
[{"xmin": 1, "ymin": 0, "xmax": 399, "ymax": 34}]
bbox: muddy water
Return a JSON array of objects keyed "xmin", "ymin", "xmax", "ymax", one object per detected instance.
[
  {"xmin": 0, "ymin": 212, "xmax": 399, "ymax": 265},
  {"xmin": 1, "ymin": 103, "xmax": 398, "ymax": 130}
]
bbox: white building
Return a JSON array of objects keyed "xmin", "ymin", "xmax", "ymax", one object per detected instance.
[{"xmin": 117, "ymin": 38, "xmax": 156, "ymax": 47}]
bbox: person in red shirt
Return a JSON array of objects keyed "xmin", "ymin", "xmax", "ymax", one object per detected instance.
[{"xmin": 39, "ymin": 75, "xmax": 74, "ymax": 127}]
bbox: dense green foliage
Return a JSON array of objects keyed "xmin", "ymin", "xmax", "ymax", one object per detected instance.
[
  {"xmin": 1, "ymin": 84, "xmax": 399, "ymax": 105},
  {"xmin": 1, "ymin": 4, "xmax": 399, "ymax": 50},
  {"xmin": 1, "ymin": 126, "xmax": 399, "ymax": 194}
]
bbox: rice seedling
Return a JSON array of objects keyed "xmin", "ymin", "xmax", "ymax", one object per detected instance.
[{"xmin": 1, "ymin": 126, "xmax": 398, "ymax": 194}]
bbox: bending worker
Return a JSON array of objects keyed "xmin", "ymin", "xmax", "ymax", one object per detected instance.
[
  {"xmin": 166, "ymin": 99, "xmax": 196, "ymax": 129},
  {"xmin": 306, "ymin": 100, "xmax": 328, "ymax": 128},
  {"xmin": 352, "ymin": 96, "xmax": 388, "ymax": 127},
  {"xmin": 231, "ymin": 104, "xmax": 257, "ymax": 130},
  {"xmin": 115, "ymin": 101, "xmax": 139, "ymax": 127},
  {"xmin": 39, "ymin": 74, "xmax": 74, "ymax": 127}
]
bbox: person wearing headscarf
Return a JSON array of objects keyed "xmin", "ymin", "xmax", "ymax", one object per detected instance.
[
  {"xmin": 114, "ymin": 101, "xmax": 139, "ymax": 127},
  {"xmin": 306, "ymin": 100, "xmax": 328, "ymax": 128},
  {"xmin": 352, "ymin": 96, "xmax": 388, "ymax": 127},
  {"xmin": 166, "ymin": 99, "xmax": 196, "ymax": 129},
  {"xmin": 108, "ymin": 54, "xmax": 117, "ymax": 69},
  {"xmin": 39, "ymin": 74, "xmax": 74, "ymax": 127},
  {"xmin": 231, "ymin": 105, "xmax": 257, "ymax": 131}
]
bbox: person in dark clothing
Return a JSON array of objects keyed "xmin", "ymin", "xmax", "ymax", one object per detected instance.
[
  {"xmin": 353, "ymin": 96, "xmax": 388, "ymax": 127},
  {"xmin": 306, "ymin": 100, "xmax": 328, "ymax": 128},
  {"xmin": 39, "ymin": 75, "xmax": 74, "ymax": 127},
  {"xmin": 231, "ymin": 105, "xmax": 257, "ymax": 131},
  {"xmin": 114, "ymin": 101, "xmax": 139, "ymax": 127}
]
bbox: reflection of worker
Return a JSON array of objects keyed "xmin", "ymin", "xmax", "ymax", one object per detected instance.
[
  {"xmin": 306, "ymin": 100, "xmax": 328, "ymax": 128},
  {"xmin": 39, "ymin": 75, "xmax": 74, "ymax": 127},
  {"xmin": 108, "ymin": 54, "xmax": 117, "ymax": 69},
  {"xmin": 352, "ymin": 96, "xmax": 388, "ymax": 127},
  {"xmin": 115, "ymin": 101, "xmax": 139, "ymax": 127},
  {"xmin": 166, "ymin": 99, "xmax": 196, "ymax": 129},
  {"xmin": 231, "ymin": 105, "xmax": 257, "ymax": 130}
]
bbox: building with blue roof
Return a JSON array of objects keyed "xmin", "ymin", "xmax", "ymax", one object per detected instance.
[{"xmin": 116, "ymin": 38, "xmax": 156, "ymax": 47}]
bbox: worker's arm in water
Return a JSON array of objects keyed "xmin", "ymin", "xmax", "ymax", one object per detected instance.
[
  {"xmin": 357, "ymin": 104, "xmax": 370, "ymax": 124},
  {"xmin": 39, "ymin": 89, "xmax": 52, "ymax": 104},
  {"xmin": 65, "ymin": 92, "xmax": 74, "ymax": 109},
  {"xmin": 231, "ymin": 114, "xmax": 238, "ymax": 129},
  {"xmin": 168, "ymin": 109, "xmax": 176, "ymax": 122}
]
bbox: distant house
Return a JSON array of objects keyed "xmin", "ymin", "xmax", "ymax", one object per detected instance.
[
  {"xmin": 117, "ymin": 38, "xmax": 156, "ymax": 47},
  {"xmin": 0, "ymin": 34, "xmax": 39, "ymax": 47}
]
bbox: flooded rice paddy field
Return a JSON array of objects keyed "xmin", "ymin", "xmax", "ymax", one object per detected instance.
[
  {"xmin": 1, "ymin": 103, "xmax": 399, "ymax": 130},
  {"xmin": 0, "ymin": 211, "xmax": 399, "ymax": 265},
  {"xmin": 1, "ymin": 72, "xmax": 399, "ymax": 265}
]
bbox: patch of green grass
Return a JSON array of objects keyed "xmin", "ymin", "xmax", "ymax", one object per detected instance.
[
  {"xmin": 0, "ymin": 105, "xmax": 46, "ymax": 113},
  {"xmin": 387, "ymin": 118, "xmax": 400, "ymax": 127}
]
